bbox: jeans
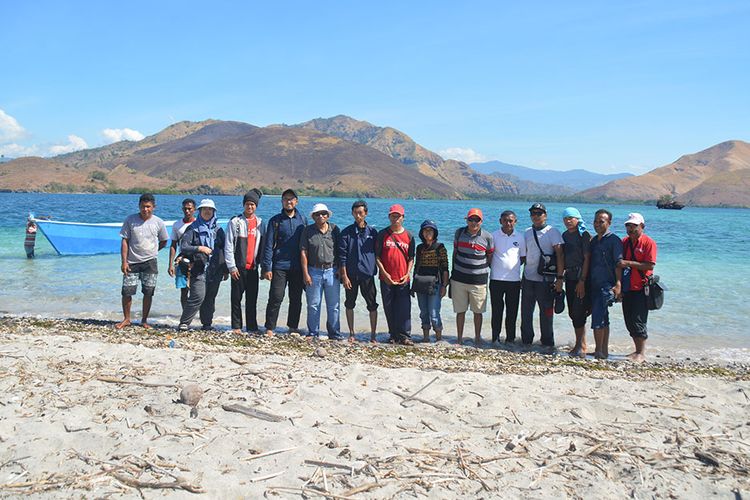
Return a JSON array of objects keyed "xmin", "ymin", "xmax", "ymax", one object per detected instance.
[
  {"xmin": 417, "ymin": 283, "xmax": 442, "ymax": 330},
  {"xmin": 180, "ymin": 274, "xmax": 222, "ymax": 328},
  {"xmin": 381, "ymin": 282, "xmax": 411, "ymax": 341},
  {"xmin": 231, "ymin": 268, "xmax": 259, "ymax": 331},
  {"xmin": 489, "ymin": 279, "xmax": 521, "ymax": 342},
  {"xmin": 305, "ymin": 267, "xmax": 341, "ymax": 337},
  {"xmin": 521, "ymin": 278, "xmax": 556, "ymax": 346},
  {"xmin": 265, "ymin": 268, "xmax": 304, "ymax": 331}
]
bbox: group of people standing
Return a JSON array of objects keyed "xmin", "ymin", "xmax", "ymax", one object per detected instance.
[{"xmin": 115, "ymin": 191, "xmax": 657, "ymax": 362}]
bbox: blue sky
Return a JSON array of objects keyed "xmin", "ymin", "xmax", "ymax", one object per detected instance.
[{"xmin": 1, "ymin": 1, "xmax": 748, "ymax": 173}]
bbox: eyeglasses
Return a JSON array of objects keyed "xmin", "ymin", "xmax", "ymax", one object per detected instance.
[
  {"xmin": 530, "ymin": 211, "xmax": 545, "ymax": 216},
  {"xmin": 467, "ymin": 217, "xmax": 481, "ymax": 223},
  {"xmin": 313, "ymin": 212, "xmax": 329, "ymax": 218}
]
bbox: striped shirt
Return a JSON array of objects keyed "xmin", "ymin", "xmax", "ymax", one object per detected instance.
[{"xmin": 451, "ymin": 227, "xmax": 494, "ymax": 285}]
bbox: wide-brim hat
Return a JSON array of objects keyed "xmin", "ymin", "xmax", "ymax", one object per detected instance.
[
  {"xmin": 310, "ymin": 203, "xmax": 332, "ymax": 218},
  {"xmin": 197, "ymin": 198, "xmax": 216, "ymax": 211}
]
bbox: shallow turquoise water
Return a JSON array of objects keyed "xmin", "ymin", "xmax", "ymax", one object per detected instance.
[{"xmin": 0, "ymin": 193, "xmax": 747, "ymax": 362}]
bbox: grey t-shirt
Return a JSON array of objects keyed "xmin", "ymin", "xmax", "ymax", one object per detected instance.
[
  {"xmin": 562, "ymin": 229, "xmax": 591, "ymax": 278},
  {"xmin": 120, "ymin": 213, "xmax": 169, "ymax": 264},
  {"xmin": 523, "ymin": 225, "xmax": 564, "ymax": 282},
  {"xmin": 300, "ymin": 223, "xmax": 340, "ymax": 268}
]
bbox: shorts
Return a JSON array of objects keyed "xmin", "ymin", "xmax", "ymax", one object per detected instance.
[
  {"xmin": 344, "ymin": 276, "xmax": 378, "ymax": 311},
  {"xmin": 590, "ymin": 284, "xmax": 615, "ymax": 329},
  {"xmin": 175, "ymin": 266, "xmax": 188, "ymax": 289},
  {"xmin": 565, "ymin": 279, "xmax": 590, "ymax": 328},
  {"xmin": 622, "ymin": 290, "xmax": 649, "ymax": 339},
  {"xmin": 122, "ymin": 259, "xmax": 158, "ymax": 297},
  {"xmin": 451, "ymin": 280, "xmax": 487, "ymax": 314}
]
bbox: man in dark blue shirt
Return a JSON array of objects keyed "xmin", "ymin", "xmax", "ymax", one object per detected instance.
[
  {"xmin": 588, "ymin": 209, "xmax": 623, "ymax": 360},
  {"xmin": 338, "ymin": 200, "xmax": 379, "ymax": 342},
  {"xmin": 261, "ymin": 189, "xmax": 308, "ymax": 334}
]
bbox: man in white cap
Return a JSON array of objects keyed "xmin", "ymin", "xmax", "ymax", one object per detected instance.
[
  {"xmin": 301, "ymin": 203, "xmax": 342, "ymax": 339},
  {"xmin": 177, "ymin": 198, "xmax": 227, "ymax": 331},
  {"xmin": 618, "ymin": 213, "xmax": 657, "ymax": 362},
  {"xmin": 225, "ymin": 189, "xmax": 266, "ymax": 334}
]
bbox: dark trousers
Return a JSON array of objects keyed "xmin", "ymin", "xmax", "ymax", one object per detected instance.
[
  {"xmin": 380, "ymin": 282, "xmax": 411, "ymax": 341},
  {"xmin": 231, "ymin": 268, "xmax": 259, "ymax": 331},
  {"xmin": 521, "ymin": 278, "xmax": 555, "ymax": 346},
  {"xmin": 565, "ymin": 279, "xmax": 590, "ymax": 328},
  {"xmin": 622, "ymin": 290, "xmax": 649, "ymax": 339},
  {"xmin": 264, "ymin": 268, "xmax": 303, "ymax": 331},
  {"xmin": 489, "ymin": 279, "xmax": 521, "ymax": 342},
  {"xmin": 179, "ymin": 274, "xmax": 222, "ymax": 328}
]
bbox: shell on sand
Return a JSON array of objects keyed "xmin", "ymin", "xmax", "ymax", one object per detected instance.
[{"xmin": 179, "ymin": 384, "xmax": 203, "ymax": 407}]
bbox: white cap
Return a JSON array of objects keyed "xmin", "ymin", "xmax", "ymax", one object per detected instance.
[
  {"xmin": 310, "ymin": 203, "xmax": 332, "ymax": 218},
  {"xmin": 624, "ymin": 212, "xmax": 645, "ymax": 226},
  {"xmin": 197, "ymin": 198, "xmax": 216, "ymax": 211}
]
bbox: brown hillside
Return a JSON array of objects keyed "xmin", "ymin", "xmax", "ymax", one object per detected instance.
[{"xmin": 579, "ymin": 140, "xmax": 750, "ymax": 207}]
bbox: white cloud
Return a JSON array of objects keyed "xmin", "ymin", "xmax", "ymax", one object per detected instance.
[
  {"xmin": 0, "ymin": 109, "xmax": 27, "ymax": 142},
  {"xmin": 102, "ymin": 127, "xmax": 145, "ymax": 143},
  {"xmin": 0, "ymin": 143, "xmax": 39, "ymax": 157},
  {"xmin": 438, "ymin": 147, "xmax": 488, "ymax": 164},
  {"xmin": 49, "ymin": 135, "xmax": 88, "ymax": 155}
]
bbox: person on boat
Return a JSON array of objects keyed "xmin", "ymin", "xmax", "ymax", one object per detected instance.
[
  {"xmin": 561, "ymin": 207, "xmax": 592, "ymax": 358},
  {"xmin": 489, "ymin": 210, "xmax": 526, "ymax": 343},
  {"xmin": 116, "ymin": 193, "xmax": 169, "ymax": 329},
  {"xmin": 301, "ymin": 203, "xmax": 342, "ymax": 340},
  {"xmin": 260, "ymin": 189, "xmax": 308, "ymax": 335},
  {"xmin": 225, "ymin": 189, "xmax": 266, "ymax": 334},
  {"xmin": 521, "ymin": 203, "xmax": 564, "ymax": 348},
  {"xmin": 588, "ymin": 209, "xmax": 622, "ymax": 359},
  {"xmin": 413, "ymin": 220, "xmax": 449, "ymax": 343},
  {"xmin": 338, "ymin": 200, "xmax": 379, "ymax": 342},
  {"xmin": 177, "ymin": 199, "xmax": 227, "ymax": 331},
  {"xmin": 618, "ymin": 213, "xmax": 657, "ymax": 363},
  {"xmin": 451, "ymin": 208, "xmax": 494, "ymax": 345},
  {"xmin": 24, "ymin": 217, "xmax": 38, "ymax": 259},
  {"xmin": 168, "ymin": 198, "xmax": 196, "ymax": 310},
  {"xmin": 375, "ymin": 204, "xmax": 415, "ymax": 345}
]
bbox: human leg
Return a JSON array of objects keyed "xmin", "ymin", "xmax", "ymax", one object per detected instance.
[
  {"xmin": 520, "ymin": 279, "xmax": 537, "ymax": 344},
  {"xmin": 117, "ymin": 269, "xmax": 140, "ymax": 328},
  {"xmin": 305, "ymin": 267, "xmax": 324, "ymax": 336},
  {"xmin": 473, "ymin": 312, "xmax": 483, "ymax": 344},
  {"xmin": 322, "ymin": 268, "xmax": 341, "ymax": 338},
  {"xmin": 504, "ymin": 281, "xmax": 521, "ymax": 342},
  {"xmin": 231, "ymin": 271, "xmax": 246, "ymax": 331},
  {"xmin": 264, "ymin": 269, "xmax": 286, "ymax": 331},
  {"xmin": 199, "ymin": 278, "xmax": 221, "ymax": 329},
  {"xmin": 138, "ymin": 261, "xmax": 158, "ymax": 328},
  {"xmin": 623, "ymin": 290, "xmax": 649, "ymax": 362},
  {"xmin": 452, "ymin": 280, "xmax": 469, "ymax": 344},
  {"xmin": 489, "ymin": 280, "xmax": 504, "ymax": 342},
  {"xmin": 243, "ymin": 269, "xmax": 259, "ymax": 332},
  {"xmin": 287, "ymin": 270, "xmax": 304, "ymax": 330},
  {"xmin": 179, "ymin": 274, "xmax": 206, "ymax": 328},
  {"xmin": 393, "ymin": 284, "xmax": 412, "ymax": 344},
  {"xmin": 538, "ymin": 282, "xmax": 555, "ymax": 347},
  {"xmin": 344, "ymin": 284, "xmax": 358, "ymax": 335},
  {"xmin": 380, "ymin": 282, "xmax": 395, "ymax": 340},
  {"xmin": 467, "ymin": 284, "xmax": 487, "ymax": 343},
  {"xmin": 360, "ymin": 277, "xmax": 379, "ymax": 340}
]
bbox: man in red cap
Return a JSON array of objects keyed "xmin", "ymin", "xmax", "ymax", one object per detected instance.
[
  {"xmin": 375, "ymin": 204, "xmax": 415, "ymax": 345},
  {"xmin": 451, "ymin": 208, "xmax": 494, "ymax": 345}
]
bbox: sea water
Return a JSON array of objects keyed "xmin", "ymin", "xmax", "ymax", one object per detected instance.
[{"xmin": 0, "ymin": 193, "xmax": 747, "ymax": 363}]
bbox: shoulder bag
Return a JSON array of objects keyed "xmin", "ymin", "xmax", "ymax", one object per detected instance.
[
  {"xmin": 627, "ymin": 239, "xmax": 665, "ymax": 310},
  {"xmin": 532, "ymin": 227, "xmax": 559, "ymax": 278}
]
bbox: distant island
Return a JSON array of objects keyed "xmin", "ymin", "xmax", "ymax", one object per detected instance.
[{"xmin": 0, "ymin": 115, "xmax": 747, "ymax": 207}]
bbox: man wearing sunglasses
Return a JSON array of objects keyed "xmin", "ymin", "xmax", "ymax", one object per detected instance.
[{"xmin": 522, "ymin": 202, "xmax": 564, "ymax": 348}]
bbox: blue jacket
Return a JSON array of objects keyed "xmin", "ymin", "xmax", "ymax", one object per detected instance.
[
  {"xmin": 180, "ymin": 223, "xmax": 227, "ymax": 282},
  {"xmin": 261, "ymin": 210, "xmax": 308, "ymax": 271},
  {"xmin": 338, "ymin": 223, "xmax": 378, "ymax": 280}
]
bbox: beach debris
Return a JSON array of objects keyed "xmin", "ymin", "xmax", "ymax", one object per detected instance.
[
  {"xmin": 694, "ymin": 451, "xmax": 721, "ymax": 467},
  {"xmin": 96, "ymin": 375, "xmax": 178, "ymax": 388},
  {"xmin": 313, "ymin": 346, "xmax": 327, "ymax": 358},
  {"xmin": 177, "ymin": 384, "xmax": 204, "ymax": 418},
  {"xmin": 242, "ymin": 446, "xmax": 298, "ymax": 461},
  {"xmin": 221, "ymin": 403, "xmax": 285, "ymax": 422}
]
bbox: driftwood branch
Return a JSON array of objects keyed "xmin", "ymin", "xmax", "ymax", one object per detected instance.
[
  {"xmin": 221, "ymin": 403, "xmax": 285, "ymax": 422},
  {"xmin": 96, "ymin": 376, "xmax": 178, "ymax": 388}
]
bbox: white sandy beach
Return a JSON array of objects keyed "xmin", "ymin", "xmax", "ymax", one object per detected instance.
[{"xmin": 0, "ymin": 318, "xmax": 748, "ymax": 499}]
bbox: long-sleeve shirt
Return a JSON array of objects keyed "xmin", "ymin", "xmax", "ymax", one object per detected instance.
[
  {"xmin": 338, "ymin": 223, "xmax": 378, "ymax": 280},
  {"xmin": 260, "ymin": 210, "xmax": 308, "ymax": 272}
]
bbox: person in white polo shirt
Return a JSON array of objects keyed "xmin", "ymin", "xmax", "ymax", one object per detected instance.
[{"xmin": 489, "ymin": 210, "xmax": 526, "ymax": 343}]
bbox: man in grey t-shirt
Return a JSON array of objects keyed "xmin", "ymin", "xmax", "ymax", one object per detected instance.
[{"xmin": 116, "ymin": 193, "xmax": 169, "ymax": 330}]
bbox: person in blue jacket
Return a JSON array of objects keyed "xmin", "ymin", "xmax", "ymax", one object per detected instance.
[{"xmin": 261, "ymin": 189, "xmax": 308, "ymax": 334}]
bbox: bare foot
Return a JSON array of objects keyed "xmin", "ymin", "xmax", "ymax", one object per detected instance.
[
  {"xmin": 115, "ymin": 319, "xmax": 131, "ymax": 329},
  {"xmin": 594, "ymin": 351, "xmax": 608, "ymax": 360},
  {"xmin": 141, "ymin": 322, "xmax": 153, "ymax": 330},
  {"xmin": 569, "ymin": 346, "xmax": 587, "ymax": 359},
  {"xmin": 265, "ymin": 329, "xmax": 275, "ymax": 337},
  {"xmin": 435, "ymin": 332, "xmax": 442, "ymax": 341},
  {"xmin": 627, "ymin": 352, "xmax": 646, "ymax": 363},
  {"xmin": 348, "ymin": 335, "xmax": 355, "ymax": 343},
  {"xmin": 475, "ymin": 336, "xmax": 482, "ymax": 345},
  {"xmin": 232, "ymin": 329, "xmax": 243, "ymax": 336},
  {"xmin": 456, "ymin": 336, "xmax": 464, "ymax": 346},
  {"xmin": 370, "ymin": 334, "xmax": 377, "ymax": 344},
  {"xmin": 421, "ymin": 335, "xmax": 430, "ymax": 343}
]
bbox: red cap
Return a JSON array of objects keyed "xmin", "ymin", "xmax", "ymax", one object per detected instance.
[
  {"xmin": 466, "ymin": 208, "xmax": 483, "ymax": 221},
  {"xmin": 389, "ymin": 204, "xmax": 405, "ymax": 216}
]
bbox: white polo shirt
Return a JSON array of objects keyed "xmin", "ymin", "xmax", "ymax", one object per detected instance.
[{"xmin": 490, "ymin": 229, "xmax": 526, "ymax": 281}]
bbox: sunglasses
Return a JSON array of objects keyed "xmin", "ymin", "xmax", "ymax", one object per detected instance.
[
  {"xmin": 467, "ymin": 217, "xmax": 481, "ymax": 223},
  {"xmin": 313, "ymin": 212, "xmax": 329, "ymax": 217},
  {"xmin": 530, "ymin": 211, "xmax": 545, "ymax": 216}
]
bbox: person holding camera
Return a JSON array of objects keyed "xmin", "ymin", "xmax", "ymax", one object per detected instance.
[
  {"xmin": 521, "ymin": 203, "xmax": 564, "ymax": 348},
  {"xmin": 588, "ymin": 209, "xmax": 623, "ymax": 359}
]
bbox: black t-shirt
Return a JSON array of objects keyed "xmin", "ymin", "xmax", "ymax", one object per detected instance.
[{"xmin": 562, "ymin": 230, "xmax": 591, "ymax": 276}]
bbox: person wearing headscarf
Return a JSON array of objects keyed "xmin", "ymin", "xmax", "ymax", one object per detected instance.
[
  {"xmin": 561, "ymin": 207, "xmax": 592, "ymax": 358},
  {"xmin": 178, "ymin": 198, "xmax": 227, "ymax": 331}
]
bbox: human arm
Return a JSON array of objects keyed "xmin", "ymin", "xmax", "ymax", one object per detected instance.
[
  {"xmin": 168, "ymin": 240, "xmax": 178, "ymax": 277},
  {"xmin": 301, "ymin": 248, "xmax": 312, "ymax": 286},
  {"xmin": 554, "ymin": 244, "xmax": 564, "ymax": 293},
  {"xmin": 261, "ymin": 217, "xmax": 275, "ymax": 280},
  {"xmin": 613, "ymin": 266, "xmax": 622, "ymax": 300},
  {"xmin": 576, "ymin": 251, "xmax": 590, "ymax": 299},
  {"xmin": 224, "ymin": 219, "xmax": 240, "ymax": 280},
  {"xmin": 120, "ymin": 238, "xmax": 130, "ymax": 274},
  {"xmin": 376, "ymin": 257, "xmax": 394, "ymax": 286}
]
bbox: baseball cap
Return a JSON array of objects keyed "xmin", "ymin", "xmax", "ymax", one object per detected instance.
[
  {"xmin": 529, "ymin": 202, "xmax": 546, "ymax": 213},
  {"xmin": 466, "ymin": 208, "xmax": 483, "ymax": 221},
  {"xmin": 388, "ymin": 204, "xmax": 405, "ymax": 216},
  {"xmin": 281, "ymin": 188, "xmax": 298, "ymax": 199},
  {"xmin": 624, "ymin": 213, "xmax": 645, "ymax": 226}
]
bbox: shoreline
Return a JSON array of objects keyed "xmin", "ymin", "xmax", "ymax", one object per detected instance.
[{"xmin": 1, "ymin": 315, "xmax": 749, "ymax": 498}]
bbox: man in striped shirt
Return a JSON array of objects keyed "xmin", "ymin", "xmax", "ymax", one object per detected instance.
[{"xmin": 451, "ymin": 208, "xmax": 494, "ymax": 345}]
